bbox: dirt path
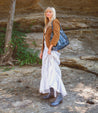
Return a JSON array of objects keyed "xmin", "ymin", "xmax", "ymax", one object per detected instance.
[{"xmin": 0, "ymin": 66, "xmax": 97, "ymax": 113}]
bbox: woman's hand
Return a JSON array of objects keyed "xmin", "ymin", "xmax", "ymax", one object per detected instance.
[
  {"xmin": 48, "ymin": 44, "xmax": 53, "ymax": 54},
  {"xmin": 48, "ymin": 48, "xmax": 51, "ymax": 54},
  {"xmin": 39, "ymin": 51, "xmax": 43, "ymax": 59}
]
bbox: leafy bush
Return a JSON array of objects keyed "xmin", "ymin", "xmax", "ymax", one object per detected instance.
[
  {"xmin": 0, "ymin": 26, "xmax": 41, "ymax": 65},
  {"xmin": 0, "ymin": 27, "xmax": 6, "ymax": 55}
]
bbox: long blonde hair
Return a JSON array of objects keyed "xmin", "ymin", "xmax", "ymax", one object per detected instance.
[{"xmin": 44, "ymin": 7, "xmax": 56, "ymax": 31}]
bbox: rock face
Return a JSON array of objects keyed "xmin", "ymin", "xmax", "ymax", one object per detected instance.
[
  {"xmin": 0, "ymin": 12, "xmax": 97, "ymax": 75},
  {"xmin": 0, "ymin": 0, "xmax": 98, "ymax": 20},
  {"xmin": 40, "ymin": 0, "xmax": 98, "ymax": 16},
  {"xmin": 0, "ymin": 0, "xmax": 42, "ymax": 19}
]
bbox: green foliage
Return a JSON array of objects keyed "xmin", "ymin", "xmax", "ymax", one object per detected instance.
[
  {"xmin": 11, "ymin": 29, "xmax": 41, "ymax": 66},
  {"xmin": 2, "ymin": 66, "xmax": 15, "ymax": 72},
  {"xmin": 32, "ymin": 40, "xmax": 37, "ymax": 47},
  {"xmin": 0, "ymin": 27, "xmax": 6, "ymax": 55},
  {"xmin": 0, "ymin": 26, "xmax": 41, "ymax": 66}
]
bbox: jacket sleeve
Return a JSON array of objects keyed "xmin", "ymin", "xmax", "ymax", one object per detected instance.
[{"xmin": 50, "ymin": 19, "xmax": 60, "ymax": 46}]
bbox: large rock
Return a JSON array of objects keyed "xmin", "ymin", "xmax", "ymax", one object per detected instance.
[
  {"xmin": 0, "ymin": 9, "xmax": 97, "ymax": 75},
  {"xmin": 26, "ymin": 33, "xmax": 98, "ymax": 76},
  {"xmin": 39, "ymin": 0, "xmax": 98, "ymax": 16},
  {"xmin": 0, "ymin": 0, "xmax": 98, "ymax": 20},
  {"xmin": 24, "ymin": 25, "xmax": 98, "ymax": 75},
  {"xmin": 0, "ymin": 12, "xmax": 97, "ymax": 32},
  {"xmin": 0, "ymin": 0, "xmax": 42, "ymax": 19}
]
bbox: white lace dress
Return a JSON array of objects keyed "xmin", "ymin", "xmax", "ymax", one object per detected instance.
[{"xmin": 39, "ymin": 30, "xmax": 67, "ymax": 97}]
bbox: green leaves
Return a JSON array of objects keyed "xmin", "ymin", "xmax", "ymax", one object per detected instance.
[
  {"xmin": 0, "ymin": 28, "xmax": 5, "ymax": 55},
  {"xmin": 0, "ymin": 26, "xmax": 41, "ymax": 66},
  {"xmin": 11, "ymin": 30, "xmax": 41, "ymax": 65}
]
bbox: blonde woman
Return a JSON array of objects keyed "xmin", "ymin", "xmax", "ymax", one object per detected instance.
[{"xmin": 39, "ymin": 7, "xmax": 67, "ymax": 106}]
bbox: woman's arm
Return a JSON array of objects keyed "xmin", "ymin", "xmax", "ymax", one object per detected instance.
[
  {"xmin": 50, "ymin": 19, "xmax": 60, "ymax": 46},
  {"xmin": 48, "ymin": 44, "xmax": 53, "ymax": 54},
  {"xmin": 41, "ymin": 44, "xmax": 44, "ymax": 53},
  {"xmin": 48, "ymin": 19, "xmax": 60, "ymax": 54},
  {"xmin": 41, "ymin": 29, "xmax": 45, "ymax": 53},
  {"xmin": 40, "ymin": 30, "xmax": 45, "ymax": 58}
]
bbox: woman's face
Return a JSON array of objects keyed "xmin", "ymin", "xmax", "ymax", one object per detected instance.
[{"xmin": 45, "ymin": 10, "xmax": 53, "ymax": 19}]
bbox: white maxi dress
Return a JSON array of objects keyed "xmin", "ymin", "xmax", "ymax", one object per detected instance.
[{"xmin": 39, "ymin": 30, "xmax": 67, "ymax": 97}]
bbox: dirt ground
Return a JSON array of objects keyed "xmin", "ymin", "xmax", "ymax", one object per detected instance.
[{"xmin": 0, "ymin": 65, "xmax": 97, "ymax": 113}]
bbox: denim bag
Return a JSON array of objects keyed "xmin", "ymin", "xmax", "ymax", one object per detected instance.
[{"xmin": 50, "ymin": 22, "xmax": 69, "ymax": 51}]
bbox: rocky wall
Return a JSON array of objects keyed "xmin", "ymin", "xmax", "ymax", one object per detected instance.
[{"xmin": 0, "ymin": 0, "xmax": 98, "ymax": 20}]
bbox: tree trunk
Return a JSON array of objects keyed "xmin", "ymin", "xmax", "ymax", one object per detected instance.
[
  {"xmin": 5, "ymin": 0, "xmax": 16, "ymax": 48},
  {"xmin": 0, "ymin": 0, "xmax": 16, "ymax": 65}
]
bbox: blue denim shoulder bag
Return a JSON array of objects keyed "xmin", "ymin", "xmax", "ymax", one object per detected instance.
[{"xmin": 50, "ymin": 21, "xmax": 69, "ymax": 51}]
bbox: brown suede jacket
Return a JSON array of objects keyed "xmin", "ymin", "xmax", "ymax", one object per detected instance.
[{"xmin": 41, "ymin": 18, "xmax": 60, "ymax": 53}]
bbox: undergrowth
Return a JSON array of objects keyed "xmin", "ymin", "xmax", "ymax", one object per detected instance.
[{"xmin": 0, "ymin": 24, "xmax": 41, "ymax": 66}]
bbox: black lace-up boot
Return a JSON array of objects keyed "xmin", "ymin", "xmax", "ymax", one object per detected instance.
[{"xmin": 43, "ymin": 88, "xmax": 54, "ymax": 99}]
